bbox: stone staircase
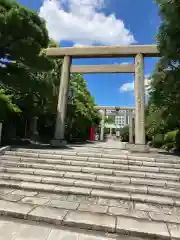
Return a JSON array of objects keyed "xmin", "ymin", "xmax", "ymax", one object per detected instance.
[{"xmin": 0, "ymin": 147, "xmax": 179, "ymax": 239}]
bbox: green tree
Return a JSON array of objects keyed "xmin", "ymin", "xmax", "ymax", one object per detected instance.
[
  {"xmin": 156, "ymin": 0, "xmax": 180, "ymax": 62},
  {"xmin": 146, "ymin": 0, "xmax": 180, "ymax": 149},
  {"xmin": 105, "ymin": 116, "xmax": 115, "ymax": 124},
  {"xmin": 0, "ymin": 0, "xmax": 53, "ymax": 120},
  {"xmin": 0, "ymin": 0, "xmax": 100, "ymax": 143},
  {"xmin": 0, "ymin": 0, "xmax": 51, "ymax": 70},
  {"xmin": 65, "ymin": 74, "xmax": 100, "ymax": 141}
]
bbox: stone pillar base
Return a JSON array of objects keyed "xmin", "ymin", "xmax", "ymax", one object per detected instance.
[
  {"xmin": 130, "ymin": 144, "xmax": 149, "ymax": 153},
  {"xmin": 51, "ymin": 139, "xmax": 67, "ymax": 147}
]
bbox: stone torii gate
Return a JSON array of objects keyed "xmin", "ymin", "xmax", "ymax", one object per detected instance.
[
  {"xmin": 96, "ymin": 106, "xmax": 135, "ymax": 143},
  {"xmin": 45, "ymin": 45, "xmax": 160, "ymax": 151}
]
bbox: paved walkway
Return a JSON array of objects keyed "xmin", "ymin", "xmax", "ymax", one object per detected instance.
[{"xmin": 0, "ymin": 217, "xmax": 144, "ymax": 240}]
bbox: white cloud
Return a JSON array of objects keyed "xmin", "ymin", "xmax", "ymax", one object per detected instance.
[
  {"xmin": 120, "ymin": 81, "xmax": 134, "ymax": 92},
  {"xmin": 120, "ymin": 62, "xmax": 130, "ymax": 65},
  {"xmin": 120, "ymin": 75, "xmax": 152, "ymax": 94},
  {"xmin": 39, "ymin": 0, "xmax": 135, "ymax": 46},
  {"xmin": 113, "ymin": 61, "xmax": 132, "ymax": 65},
  {"xmin": 0, "ymin": 63, "xmax": 6, "ymax": 68}
]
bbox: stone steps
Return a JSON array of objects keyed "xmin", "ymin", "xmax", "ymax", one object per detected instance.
[
  {"xmin": 1, "ymin": 148, "xmax": 180, "ymax": 239},
  {"xmin": 2, "ymin": 164, "xmax": 179, "ymax": 183},
  {"xmin": 0, "ymin": 171, "xmax": 180, "ymax": 197},
  {"xmin": 2, "ymin": 159, "xmax": 180, "ymax": 176},
  {"xmin": 0, "ymin": 198, "xmax": 174, "ymax": 239},
  {"xmin": 1, "ymin": 164, "xmax": 180, "ymax": 189},
  {"xmin": 1, "ymin": 156, "xmax": 180, "ymax": 182},
  {"xmin": 2, "ymin": 153, "xmax": 180, "ymax": 169},
  {"xmin": 0, "ymin": 173, "xmax": 179, "ymax": 206},
  {"xmin": 1, "ymin": 153, "xmax": 180, "ymax": 204},
  {"xmin": 11, "ymin": 148, "xmax": 180, "ymax": 163}
]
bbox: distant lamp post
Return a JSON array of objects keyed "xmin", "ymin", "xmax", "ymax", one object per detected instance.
[{"xmin": 67, "ymin": 87, "xmax": 75, "ymax": 105}]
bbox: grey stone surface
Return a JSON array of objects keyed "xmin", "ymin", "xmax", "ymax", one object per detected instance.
[
  {"xmin": 63, "ymin": 155, "xmax": 87, "ymax": 161},
  {"xmin": 98, "ymin": 199, "xmax": 132, "ymax": 209},
  {"xmin": 7, "ymin": 174, "xmax": 42, "ymax": 183},
  {"xmin": 149, "ymin": 212, "xmax": 180, "ymax": 224},
  {"xmin": 128, "ymin": 160, "xmax": 142, "ymax": 166},
  {"xmin": 0, "ymin": 217, "xmax": 146, "ymax": 240},
  {"xmin": 99, "ymin": 163, "xmax": 128, "ymax": 170},
  {"xmin": 116, "ymin": 216, "xmax": 170, "ymax": 238},
  {"xmin": 14, "ymin": 224, "xmax": 51, "ymax": 240},
  {"xmin": 110, "ymin": 184, "xmax": 147, "ymax": 194},
  {"xmin": 129, "ymin": 165, "xmax": 159, "ymax": 173},
  {"xmin": 148, "ymin": 186, "xmax": 180, "ymax": 198},
  {"xmin": 135, "ymin": 202, "xmax": 163, "ymax": 213},
  {"xmin": 67, "ymin": 194, "xmax": 98, "ymax": 204},
  {"xmin": 78, "ymin": 203, "xmax": 108, "ymax": 214},
  {"xmin": 145, "ymin": 172, "xmax": 179, "ymax": 181},
  {"xmin": 89, "ymin": 157, "xmax": 114, "ymax": 163},
  {"xmin": 55, "ymin": 165, "xmax": 81, "ymax": 172},
  {"xmin": 0, "ymin": 200, "xmax": 34, "ymax": 217},
  {"xmin": 160, "ymin": 167, "xmax": 180, "ymax": 174},
  {"xmin": 2, "ymin": 144, "xmax": 180, "ymax": 239},
  {"xmin": 6, "ymin": 168, "xmax": 34, "ymax": 175},
  {"xmin": 108, "ymin": 207, "xmax": 130, "ymax": 216},
  {"xmin": 0, "ymin": 220, "xmax": 21, "ymax": 240},
  {"xmin": 71, "ymin": 160, "xmax": 99, "ymax": 167},
  {"xmin": 42, "ymin": 177, "xmax": 75, "ymax": 186},
  {"xmin": 64, "ymin": 211, "xmax": 116, "ymax": 232},
  {"xmin": 166, "ymin": 181, "xmax": 180, "ymax": 189},
  {"xmin": 175, "ymin": 200, "xmax": 180, "ymax": 206},
  {"xmin": 128, "ymin": 155, "xmax": 155, "ymax": 161},
  {"xmin": 0, "ymin": 179, "xmax": 22, "ymax": 188},
  {"xmin": 53, "ymin": 185, "xmax": 71, "ymax": 194},
  {"xmin": 0, "ymin": 193, "xmax": 24, "ymax": 202},
  {"xmin": 113, "ymin": 159, "xmax": 129, "ymax": 164},
  {"xmin": 39, "ymin": 153, "xmax": 62, "ymax": 159},
  {"xmin": 91, "ymin": 190, "xmax": 130, "ymax": 200},
  {"xmin": 36, "ymin": 192, "xmax": 67, "ymax": 201},
  {"xmin": 21, "ymin": 197, "xmax": 49, "ymax": 205},
  {"xmin": 28, "ymin": 206, "xmax": 67, "ymax": 224},
  {"xmin": 168, "ymin": 223, "xmax": 180, "ymax": 239},
  {"xmin": 69, "ymin": 187, "xmax": 92, "ymax": 195},
  {"xmin": 11, "ymin": 190, "xmax": 37, "ymax": 197},
  {"xmin": 47, "ymin": 229, "xmax": 79, "ymax": 240},
  {"xmin": 97, "ymin": 175, "xmax": 130, "ymax": 184},
  {"xmin": 74, "ymin": 180, "xmax": 109, "ymax": 189},
  {"xmin": 131, "ymin": 177, "xmax": 166, "ymax": 187},
  {"xmin": 82, "ymin": 167, "xmax": 113, "ymax": 175},
  {"xmin": 129, "ymin": 209, "xmax": 149, "ymax": 220},
  {"xmin": 114, "ymin": 170, "xmax": 145, "ymax": 178},
  {"xmin": 34, "ymin": 169, "xmax": 65, "ymax": 177},
  {"xmin": 108, "ymin": 207, "xmax": 149, "ymax": 220},
  {"xmin": 64, "ymin": 172, "xmax": 96, "ymax": 180},
  {"xmin": 47, "ymin": 200, "xmax": 79, "ymax": 210},
  {"xmin": 21, "ymin": 182, "xmax": 56, "ymax": 192},
  {"xmin": 102, "ymin": 154, "xmax": 127, "ymax": 160},
  {"xmin": 131, "ymin": 193, "xmax": 174, "ymax": 205},
  {"xmin": 0, "ymin": 188, "xmax": 15, "ymax": 195}
]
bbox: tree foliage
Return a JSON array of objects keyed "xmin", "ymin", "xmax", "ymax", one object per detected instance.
[
  {"xmin": 146, "ymin": 0, "xmax": 180, "ymax": 150},
  {"xmin": 0, "ymin": 0, "xmax": 99, "ymax": 143}
]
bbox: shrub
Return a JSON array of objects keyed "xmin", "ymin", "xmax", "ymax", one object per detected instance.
[
  {"xmin": 162, "ymin": 130, "xmax": 179, "ymax": 151},
  {"xmin": 175, "ymin": 130, "xmax": 180, "ymax": 150},
  {"xmin": 164, "ymin": 130, "xmax": 178, "ymax": 143},
  {"xmin": 151, "ymin": 134, "xmax": 164, "ymax": 148},
  {"xmin": 120, "ymin": 126, "xmax": 130, "ymax": 142}
]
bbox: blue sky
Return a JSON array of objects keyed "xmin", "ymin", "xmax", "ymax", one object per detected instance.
[{"xmin": 17, "ymin": 0, "xmax": 160, "ymax": 107}]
